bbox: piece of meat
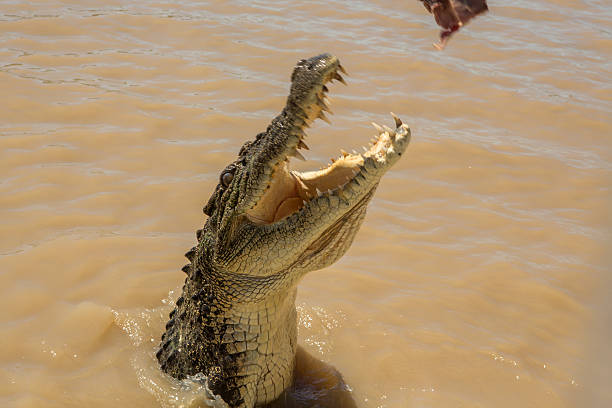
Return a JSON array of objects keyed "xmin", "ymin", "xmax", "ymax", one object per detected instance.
[{"xmin": 419, "ymin": 0, "xmax": 489, "ymax": 49}]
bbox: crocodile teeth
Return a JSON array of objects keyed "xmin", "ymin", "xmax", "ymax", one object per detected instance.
[
  {"xmin": 321, "ymin": 103, "xmax": 333, "ymax": 114},
  {"xmin": 333, "ymin": 72, "xmax": 347, "ymax": 85},
  {"xmin": 316, "ymin": 188, "xmax": 322, "ymax": 197},
  {"xmin": 298, "ymin": 140, "xmax": 309, "ymax": 150},
  {"xmin": 319, "ymin": 111, "xmax": 332, "ymax": 124},
  {"xmin": 383, "ymin": 125, "xmax": 395, "ymax": 135},
  {"xmin": 291, "ymin": 150, "xmax": 306, "ymax": 161},
  {"xmin": 390, "ymin": 112, "xmax": 402, "ymax": 127},
  {"xmin": 371, "ymin": 122, "xmax": 383, "ymax": 134},
  {"xmin": 338, "ymin": 64, "xmax": 348, "ymax": 75},
  {"xmin": 322, "ymin": 85, "xmax": 329, "ymax": 93}
]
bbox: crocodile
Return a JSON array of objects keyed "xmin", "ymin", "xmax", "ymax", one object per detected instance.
[{"xmin": 156, "ymin": 53, "xmax": 411, "ymax": 408}]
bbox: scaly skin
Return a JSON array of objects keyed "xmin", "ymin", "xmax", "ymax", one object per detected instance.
[{"xmin": 157, "ymin": 54, "xmax": 411, "ymax": 408}]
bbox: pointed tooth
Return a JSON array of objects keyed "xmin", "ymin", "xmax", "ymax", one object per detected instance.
[
  {"xmin": 340, "ymin": 149, "xmax": 349, "ymax": 157},
  {"xmin": 316, "ymin": 188, "xmax": 322, "ymax": 197},
  {"xmin": 371, "ymin": 122, "xmax": 383, "ymax": 134},
  {"xmin": 321, "ymin": 103, "xmax": 333, "ymax": 114},
  {"xmin": 362, "ymin": 146, "xmax": 368, "ymax": 152},
  {"xmin": 338, "ymin": 64, "xmax": 348, "ymax": 75},
  {"xmin": 352, "ymin": 149, "xmax": 358, "ymax": 155},
  {"xmin": 319, "ymin": 111, "xmax": 332, "ymax": 124},
  {"xmin": 292, "ymin": 150, "xmax": 306, "ymax": 161},
  {"xmin": 390, "ymin": 112, "xmax": 402, "ymax": 128},
  {"xmin": 322, "ymin": 85, "xmax": 329, "ymax": 93},
  {"xmin": 383, "ymin": 125, "xmax": 395, "ymax": 135},
  {"xmin": 327, "ymin": 189, "xmax": 333, "ymax": 195},
  {"xmin": 317, "ymin": 95, "xmax": 326, "ymax": 107},
  {"xmin": 330, "ymin": 157, "xmax": 336, "ymax": 163},
  {"xmin": 298, "ymin": 140, "xmax": 309, "ymax": 150},
  {"xmin": 334, "ymin": 72, "xmax": 347, "ymax": 85},
  {"xmin": 302, "ymin": 200, "xmax": 308, "ymax": 206}
]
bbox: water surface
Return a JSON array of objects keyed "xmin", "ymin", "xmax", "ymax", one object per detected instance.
[{"xmin": 1, "ymin": 1, "xmax": 611, "ymax": 407}]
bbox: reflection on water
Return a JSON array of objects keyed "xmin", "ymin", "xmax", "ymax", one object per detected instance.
[{"xmin": 0, "ymin": 0, "xmax": 610, "ymax": 407}]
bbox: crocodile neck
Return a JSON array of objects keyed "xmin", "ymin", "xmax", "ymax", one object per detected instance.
[{"xmin": 159, "ymin": 262, "xmax": 299, "ymax": 407}]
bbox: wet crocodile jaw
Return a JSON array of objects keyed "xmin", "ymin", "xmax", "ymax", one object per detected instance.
[
  {"xmin": 208, "ymin": 52, "xmax": 411, "ymax": 281},
  {"xmin": 239, "ymin": 56, "xmax": 411, "ymax": 275}
]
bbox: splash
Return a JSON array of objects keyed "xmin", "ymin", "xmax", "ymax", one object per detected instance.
[{"xmin": 113, "ymin": 294, "xmax": 228, "ymax": 408}]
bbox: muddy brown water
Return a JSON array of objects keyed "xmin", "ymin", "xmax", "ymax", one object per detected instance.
[{"xmin": 1, "ymin": 1, "xmax": 610, "ymax": 407}]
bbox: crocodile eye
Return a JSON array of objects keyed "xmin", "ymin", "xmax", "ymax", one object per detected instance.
[{"xmin": 221, "ymin": 171, "xmax": 234, "ymax": 187}]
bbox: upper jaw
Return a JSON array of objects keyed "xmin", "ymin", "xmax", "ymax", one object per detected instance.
[
  {"xmin": 236, "ymin": 54, "xmax": 348, "ymax": 217},
  {"xmin": 286, "ymin": 53, "xmax": 345, "ymax": 130}
]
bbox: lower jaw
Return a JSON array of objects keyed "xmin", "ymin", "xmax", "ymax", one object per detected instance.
[
  {"xmin": 246, "ymin": 159, "xmax": 375, "ymax": 224},
  {"xmin": 245, "ymin": 115, "xmax": 403, "ymax": 225}
]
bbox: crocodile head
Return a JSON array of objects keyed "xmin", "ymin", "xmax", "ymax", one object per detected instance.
[{"xmin": 201, "ymin": 53, "xmax": 411, "ymax": 280}]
